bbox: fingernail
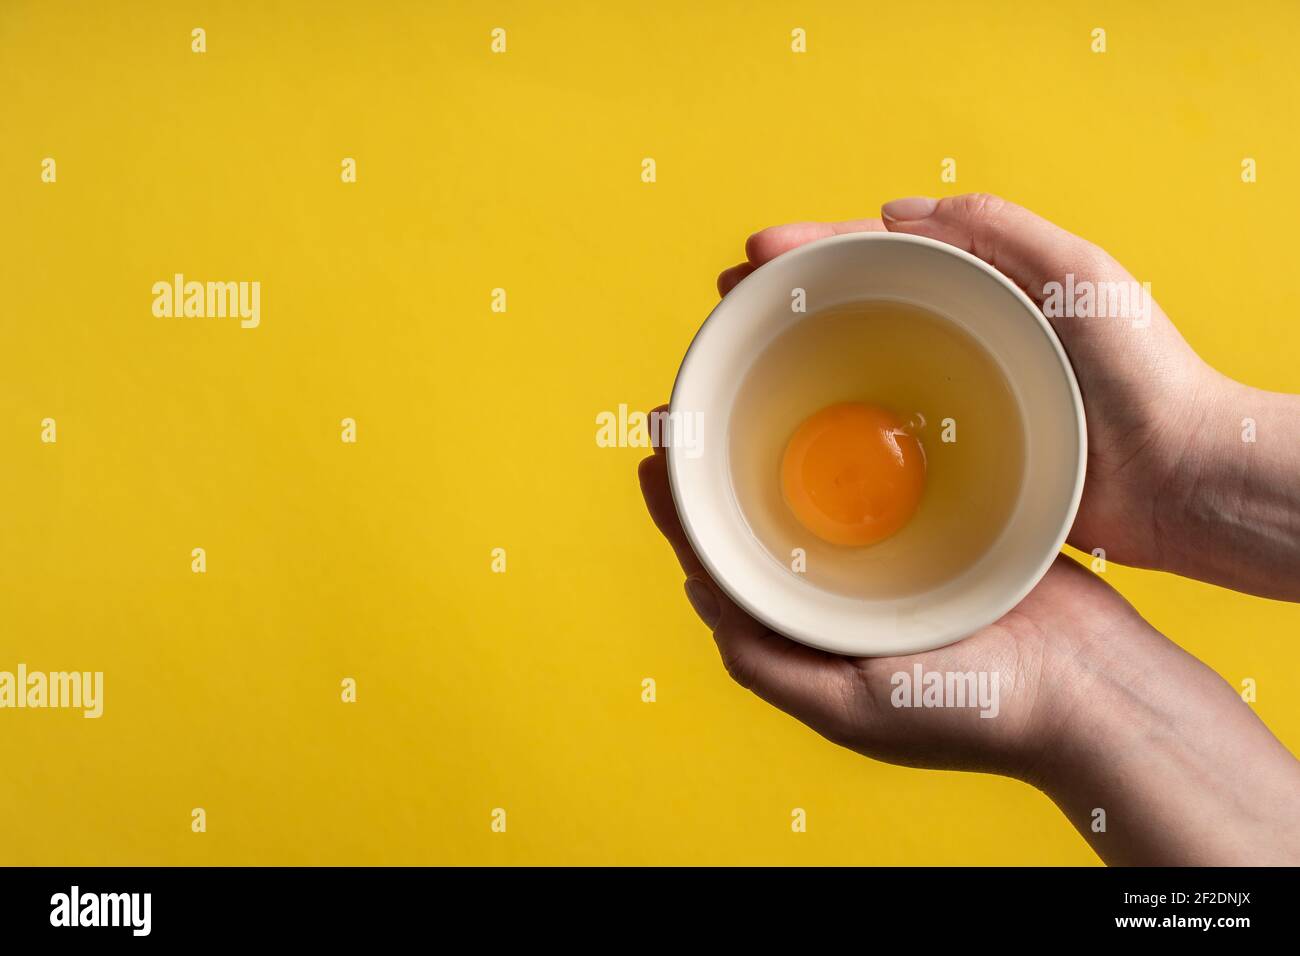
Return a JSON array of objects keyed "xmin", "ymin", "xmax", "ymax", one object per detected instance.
[
  {"xmin": 684, "ymin": 577, "xmax": 721, "ymax": 628},
  {"xmin": 881, "ymin": 196, "xmax": 938, "ymax": 223}
]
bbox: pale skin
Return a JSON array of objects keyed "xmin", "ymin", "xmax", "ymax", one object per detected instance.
[{"xmin": 640, "ymin": 193, "xmax": 1300, "ymax": 865}]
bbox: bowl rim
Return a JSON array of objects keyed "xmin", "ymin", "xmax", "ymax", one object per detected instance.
[{"xmin": 666, "ymin": 230, "xmax": 1088, "ymax": 657}]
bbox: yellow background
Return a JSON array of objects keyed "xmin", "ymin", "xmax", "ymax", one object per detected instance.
[{"xmin": 2, "ymin": 0, "xmax": 1298, "ymax": 865}]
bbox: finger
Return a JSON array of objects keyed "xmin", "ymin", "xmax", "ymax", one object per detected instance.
[
  {"xmin": 745, "ymin": 218, "xmax": 887, "ymax": 267},
  {"xmin": 879, "ymin": 193, "xmax": 1133, "ymax": 303},
  {"xmin": 686, "ymin": 575, "xmax": 862, "ymax": 744},
  {"xmin": 649, "ymin": 403, "xmax": 669, "ymax": 456},
  {"xmin": 638, "ymin": 451, "xmax": 706, "ymax": 578},
  {"xmin": 717, "ymin": 262, "xmax": 755, "ymax": 297}
]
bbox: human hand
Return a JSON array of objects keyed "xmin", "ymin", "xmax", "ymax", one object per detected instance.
[
  {"xmin": 719, "ymin": 196, "xmax": 1300, "ymax": 600},
  {"xmin": 639, "ymin": 442, "xmax": 1300, "ymax": 864},
  {"xmin": 639, "ymin": 438, "xmax": 1138, "ymax": 780}
]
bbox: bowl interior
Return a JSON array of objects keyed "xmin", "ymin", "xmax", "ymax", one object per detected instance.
[{"xmin": 667, "ymin": 232, "xmax": 1085, "ymax": 657}]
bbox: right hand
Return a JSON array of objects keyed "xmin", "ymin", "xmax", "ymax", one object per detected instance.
[{"xmin": 722, "ymin": 195, "xmax": 1300, "ymax": 597}]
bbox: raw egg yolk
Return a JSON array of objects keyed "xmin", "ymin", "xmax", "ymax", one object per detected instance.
[{"xmin": 780, "ymin": 402, "xmax": 925, "ymax": 547}]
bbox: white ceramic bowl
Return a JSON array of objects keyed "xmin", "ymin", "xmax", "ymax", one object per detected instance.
[{"xmin": 667, "ymin": 232, "xmax": 1086, "ymax": 657}]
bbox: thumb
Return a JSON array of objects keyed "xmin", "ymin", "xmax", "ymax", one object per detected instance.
[{"xmin": 880, "ymin": 193, "xmax": 1133, "ymax": 310}]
